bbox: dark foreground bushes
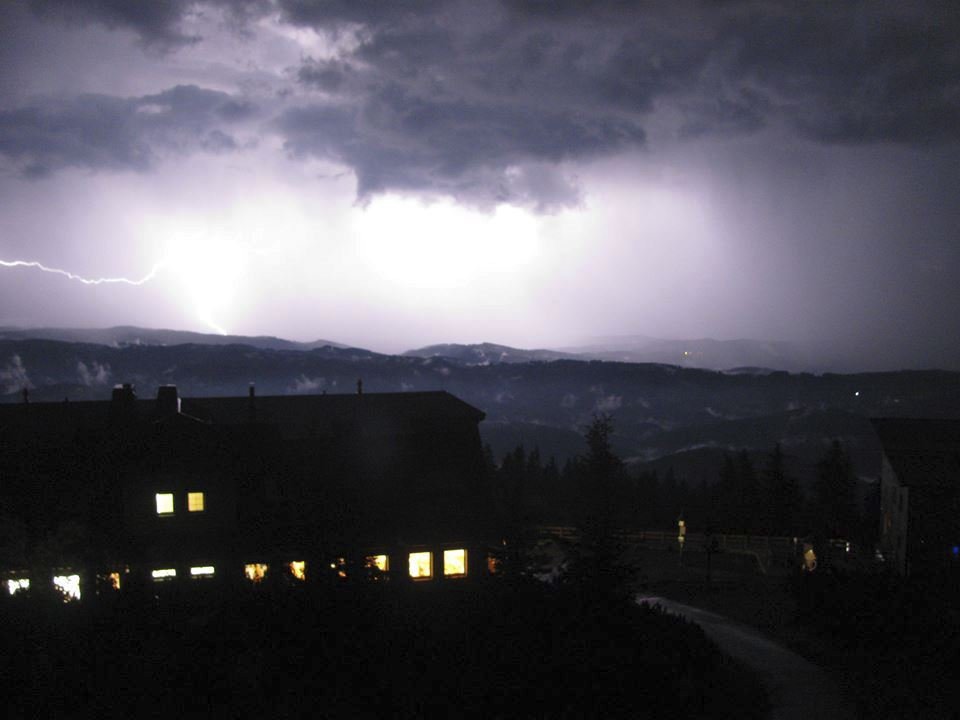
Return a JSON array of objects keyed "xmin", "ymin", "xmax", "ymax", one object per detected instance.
[
  {"xmin": 794, "ymin": 570, "xmax": 960, "ymax": 719},
  {"xmin": 1, "ymin": 580, "xmax": 767, "ymax": 719}
]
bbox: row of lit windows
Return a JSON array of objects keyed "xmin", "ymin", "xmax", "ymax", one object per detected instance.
[
  {"xmin": 151, "ymin": 566, "xmax": 215, "ymax": 580},
  {"xmin": 244, "ymin": 549, "xmax": 468, "ymax": 583},
  {"xmin": 5, "ymin": 550, "xmax": 486, "ymax": 600},
  {"xmin": 155, "ymin": 492, "xmax": 204, "ymax": 515},
  {"xmin": 7, "ymin": 574, "xmax": 82, "ymax": 602},
  {"xmin": 147, "ymin": 551, "xmax": 466, "ymax": 585}
]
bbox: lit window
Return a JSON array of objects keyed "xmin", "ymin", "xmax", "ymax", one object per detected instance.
[
  {"xmin": 152, "ymin": 568, "xmax": 177, "ymax": 581},
  {"xmin": 53, "ymin": 574, "xmax": 81, "ymax": 602},
  {"xmin": 443, "ymin": 549, "xmax": 467, "ymax": 577},
  {"xmin": 190, "ymin": 566, "xmax": 215, "ymax": 578},
  {"xmin": 97, "ymin": 571, "xmax": 122, "ymax": 591},
  {"xmin": 365, "ymin": 554, "xmax": 389, "ymax": 573},
  {"xmin": 289, "ymin": 561, "xmax": 306, "ymax": 581},
  {"xmin": 156, "ymin": 493, "xmax": 174, "ymax": 515},
  {"xmin": 408, "ymin": 551, "xmax": 432, "ymax": 579},
  {"xmin": 187, "ymin": 492, "xmax": 205, "ymax": 512},
  {"xmin": 6, "ymin": 578, "xmax": 30, "ymax": 596},
  {"xmin": 244, "ymin": 563, "xmax": 268, "ymax": 583},
  {"xmin": 364, "ymin": 555, "xmax": 389, "ymax": 581}
]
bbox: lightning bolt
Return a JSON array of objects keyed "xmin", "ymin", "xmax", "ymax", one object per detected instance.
[
  {"xmin": 0, "ymin": 255, "xmax": 237, "ymax": 336},
  {"xmin": 0, "ymin": 259, "xmax": 163, "ymax": 285}
]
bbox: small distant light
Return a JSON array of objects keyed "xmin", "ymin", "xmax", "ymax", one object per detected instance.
[
  {"xmin": 854, "ymin": 391, "xmax": 860, "ymax": 397},
  {"xmin": 952, "ymin": 546, "xmax": 959, "ymax": 557}
]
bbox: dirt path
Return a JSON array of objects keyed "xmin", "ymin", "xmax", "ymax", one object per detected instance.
[{"xmin": 637, "ymin": 595, "xmax": 855, "ymax": 720}]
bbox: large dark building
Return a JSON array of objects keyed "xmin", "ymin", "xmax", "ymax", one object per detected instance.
[
  {"xmin": 873, "ymin": 418, "xmax": 960, "ymax": 576},
  {"xmin": 0, "ymin": 384, "xmax": 496, "ymax": 600}
]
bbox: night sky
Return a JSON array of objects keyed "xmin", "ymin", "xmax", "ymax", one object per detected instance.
[{"xmin": 1, "ymin": 1, "xmax": 958, "ymax": 368}]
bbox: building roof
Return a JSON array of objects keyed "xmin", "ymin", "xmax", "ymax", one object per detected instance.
[
  {"xmin": 0, "ymin": 387, "xmax": 485, "ymax": 440},
  {"xmin": 871, "ymin": 418, "xmax": 960, "ymax": 488}
]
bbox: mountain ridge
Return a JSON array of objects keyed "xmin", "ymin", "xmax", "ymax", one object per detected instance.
[{"xmin": 0, "ymin": 325, "xmax": 352, "ymax": 352}]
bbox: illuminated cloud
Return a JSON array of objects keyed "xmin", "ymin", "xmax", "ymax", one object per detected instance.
[{"xmin": 0, "ymin": 1, "xmax": 959, "ymax": 367}]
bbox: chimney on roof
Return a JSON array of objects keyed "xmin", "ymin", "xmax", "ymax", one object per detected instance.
[
  {"xmin": 112, "ymin": 383, "xmax": 136, "ymax": 403},
  {"xmin": 111, "ymin": 383, "xmax": 136, "ymax": 422},
  {"xmin": 21, "ymin": 386, "xmax": 28, "ymax": 404},
  {"xmin": 156, "ymin": 385, "xmax": 180, "ymax": 417},
  {"xmin": 248, "ymin": 382, "xmax": 256, "ymax": 421},
  {"xmin": 357, "ymin": 378, "xmax": 363, "ymax": 396}
]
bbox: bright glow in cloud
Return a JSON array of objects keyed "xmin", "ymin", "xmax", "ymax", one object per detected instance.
[
  {"xmin": 353, "ymin": 196, "xmax": 541, "ymax": 291},
  {"xmin": 139, "ymin": 195, "xmax": 320, "ymax": 335}
]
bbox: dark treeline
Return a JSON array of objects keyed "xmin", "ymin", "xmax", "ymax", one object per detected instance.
[{"xmin": 489, "ymin": 427, "xmax": 879, "ymax": 545}]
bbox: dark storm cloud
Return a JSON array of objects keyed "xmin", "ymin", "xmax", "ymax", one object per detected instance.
[
  {"xmin": 11, "ymin": 1, "xmax": 960, "ymax": 206},
  {"xmin": 278, "ymin": 0, "xmax": 445, "ymax": 31},
  {"xmin": 269, "ymin": 1, "xmax": 960, "ymax": 207},
  {"xmin": 720, "ymin": 4, "xmax": 960, "ymax": 144},
  {"xmin": 29, "ymin": 0, "xmax": 200, "ymax": 47},
  {"xmin": 297, "ymin": 58, "xmax": 355, "ymax": 93},
  {"xmin": 277, "ymin": 86, "xmax": 642, "ymax": 209},
  {"xmin": 0, "ymin": 85, "xmax": 254, "ymax": 177},
  {"xmin": 28, "ymin": 0, "xmax": 267, "ymax": 48}
]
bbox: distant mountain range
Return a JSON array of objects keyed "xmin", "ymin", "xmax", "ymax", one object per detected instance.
[
  {"xmin": 405, "ymin": 336, "xmax": 812, "ymax": 371},
  {"xmin": 558, "ymin": 335, "xmax": 813, "ymax": 372},
  {"xmin": 0, "ymin": 326, "xmax": 350, "ymax": 352},
  {"xmin": 0, "ymin": 326, "xmax": 814, "ymax": 371},
  {"xmin": 403, "ymin": 342, "xmax": 576, "ymax": 364},
  {"xmin": 3, "ymin": 327, "xmax": 959, "ymax": 490}
]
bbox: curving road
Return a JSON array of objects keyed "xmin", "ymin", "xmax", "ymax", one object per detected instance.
[{"xmin": 636, "ymin": 595, "xmax": 855, "ymax": 720}]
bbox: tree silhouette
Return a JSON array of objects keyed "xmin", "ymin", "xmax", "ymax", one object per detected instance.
[
  {"xmin": 762, "ymin": 443, "xmax": 803, "ymax": 536},
  {"xmin": 565, "ymin": 414, "xmax": 631, "ymax": 605},
  {"xmin": 813, "ymin": 440, "xmax": 859, "ymax": 539}
]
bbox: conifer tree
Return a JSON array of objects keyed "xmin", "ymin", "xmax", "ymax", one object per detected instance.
[
  {"xmin": 763, "ymin": 443, "xmax": 803, "ymax": 536},
  {"xmin": 813, "ymin": 440, "xmax": 858, "ymax": 539}
]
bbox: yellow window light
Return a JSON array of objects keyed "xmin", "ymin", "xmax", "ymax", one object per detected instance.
[
  {"xmin": 155, "ymin": 493, "xmax": 174, "ymax": 515},
  {"xmin": 152, "ymin": 568, "xmax": 177, "ymax": 580},
  {"xmin": 408, "ymin": 551, "xmax": 432, "ymax": 579},
  {"xmin": 443, "ymin": 549, "xmax": 467, "ymax": 577},
  {"xmin": 365, "ymin": 554, "xmax": 389, "ymax": 572},
  {"xmin": 187, "ymin": 492, "xmax": 205, "ymax": 512},
  {"xmin": 244, "ymin": 563, "xmax": 268, "ymax": 583},
  {"xmin": 289, "ymin": 561, "xmax": 306, "ymax": 581},
  {"xmin": 190, "ymin": 566, "xmax": 215, "ymax": 577}
]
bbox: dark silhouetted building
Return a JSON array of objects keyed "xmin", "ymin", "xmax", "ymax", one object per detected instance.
[
  {"xmin": 872, "ymin": 418, "xmax": 960, "ymax": 576},
  {"xmin": 0, "ymin": 385, "xmax": 496, "ymax": 598}
]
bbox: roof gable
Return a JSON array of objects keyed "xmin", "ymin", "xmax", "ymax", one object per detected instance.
[
  {"xmin": 871, "ymin": 418, "xmax": 960, "ymax": 487},
  {"xmin": 0, "ymin": 389, "xmax": 485, "ymax": 441}
]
